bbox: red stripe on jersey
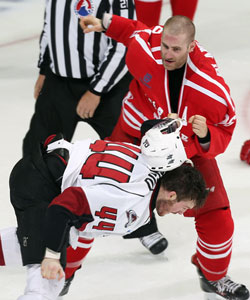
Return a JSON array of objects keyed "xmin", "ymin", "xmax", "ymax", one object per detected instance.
[
  {"xmin": 50, "ymin": 187, "xmax": 91, "ymax": 217},
  {"xmin": 78, "ymin": 237, "xmax": 94, "ymax": 245}
]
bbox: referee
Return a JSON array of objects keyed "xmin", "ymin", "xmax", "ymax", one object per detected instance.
[{"xmin": 23, "ymin": 0, "xmax": 136, "ymax": 156}]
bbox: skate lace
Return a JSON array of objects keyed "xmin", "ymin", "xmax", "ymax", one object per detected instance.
[
  {"xmin": 210, "ymin": 276, "xmax": 242, "ymax": 294},
  {"xmin": 139, "ymin": 232, "xmax": 163, "ymax": 249}
]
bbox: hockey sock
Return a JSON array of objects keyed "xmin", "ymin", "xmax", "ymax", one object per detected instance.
[
  {"xmin": 194, "ymin": 209, "xmax": 234, "ymax": 281},
  {"xmin": 134, "ymin": 0, "xmax": 162, "ymax": 27},
  {"xmin": 65, "ymin": 237, "xmax": 94, "ymax": 280},
  {"xmin": 170, "ymin": 0, "xmax": 198, "ymax": 20}
]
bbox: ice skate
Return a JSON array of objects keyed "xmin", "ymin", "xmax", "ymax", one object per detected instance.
[
  {"xmin": 59, "ymin": 273, "xmax": 75, "ymax": 297},
  {"xmin": 192, "ymin": 255, "xmax": 249, "ymax": 300}
]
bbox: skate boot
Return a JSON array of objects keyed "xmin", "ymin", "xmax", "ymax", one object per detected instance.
[
  {"xmin": 59, "ymin": 273, "xmax": 75, "ymax": 297},
  {"xmin": 139, "ymin": 231, "xmax": 168, "ymax": 255},
  {"xmin": 192, "ymin": 255, "xmax": 249, "ymax": 300}
]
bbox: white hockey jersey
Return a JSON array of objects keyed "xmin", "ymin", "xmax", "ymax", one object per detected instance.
[{"xmin": 47, "ymin": 139, "xmax": 163, "ymax": 241}]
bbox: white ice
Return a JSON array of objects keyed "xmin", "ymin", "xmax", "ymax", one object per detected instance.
[{"xmin": 0, "ymin": 0, "xmax": 249, "ymax": 299}]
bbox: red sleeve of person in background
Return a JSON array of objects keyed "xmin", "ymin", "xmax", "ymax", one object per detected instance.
[{"xmin": 134, "ymin": 0, "xmax": 198, "ymax": 28}]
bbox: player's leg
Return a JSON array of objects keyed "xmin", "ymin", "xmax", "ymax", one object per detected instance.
[
  {"xmin": 0, "ymin": 227, "xmax": 22, "ymax": 266},
  {"xmin": 193, "ymin": 208, "xmax": 249, "ymax": 300},
  {"xmin": 17, "ymin": 264, "xmax": 64, "ymax": 300},
  {"xmin": 9, "ymin": 154, "xmax": 62, "ymax": 265},
  {"xmin": 59, "ymin": 236, "xmax": 94, "ymax": 297},
  {"xmin": 134, "ymin": 0, "xmax": 162, "ymax": 27},
  {"xmin": 170, "ymin": 0, "xmax": 198, "ymax": 20}
]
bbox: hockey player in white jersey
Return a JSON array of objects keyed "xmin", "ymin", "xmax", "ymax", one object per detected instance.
[
  {"xmin": 0, "ymin": 118, "xmax": 208, "ymax": 300},
  {"xmin": 39, "ymin": 119, "xmax": 208, "ymax": 297}
]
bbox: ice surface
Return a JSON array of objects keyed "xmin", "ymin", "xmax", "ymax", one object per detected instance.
[{"xmin": 0, "ymin": 0, "xmax": 249, "ymax": 299}]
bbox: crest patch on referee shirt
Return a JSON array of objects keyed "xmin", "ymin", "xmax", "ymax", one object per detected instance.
[{"xmin": 74, "ymin": 0, "xmax": 94, "ymax": 18}]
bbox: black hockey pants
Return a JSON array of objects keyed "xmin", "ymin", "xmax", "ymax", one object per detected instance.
[{"xmin": 9, "ymin": 146, "xmax": 66, "ymax": 266}]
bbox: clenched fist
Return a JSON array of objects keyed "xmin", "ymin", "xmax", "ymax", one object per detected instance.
[{"xmin": 41, "ymin": 258, "xmax": 65, "ymax": 280}]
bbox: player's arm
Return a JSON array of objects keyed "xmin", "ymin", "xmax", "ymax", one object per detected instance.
[
  {"xmin": 88, "ymin": 1, "xmax": 136, "ymax": 99},
  {"xmin": 80, "ymin": 13, "xmax": 148, "ymax": 48},
  {"xmin": 186, "ymin": 46, "xmax": 237, "ymax": 158},
  {"xmin": 169, "ymin": 113, "xmax": 234, "ymax": 159},
  {"xmin": 41, "ymin": 187, "xmax": 93, "ymax": 279},
  {"xmin": 187, "ymin": 114, "xmax": 235, "ymax": 158}
]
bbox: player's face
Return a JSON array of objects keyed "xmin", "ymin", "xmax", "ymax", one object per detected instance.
[
  {"xmin": 156, "ymin": 187, "xmax": 195, "ymax": 216},
  {"xmin": 161, "ymin": 30, "xmax": 194, "ymax": 71}
]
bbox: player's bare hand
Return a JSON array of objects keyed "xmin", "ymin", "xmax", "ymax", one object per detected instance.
[
  {"xmin": 188, "ymin": 115, "xmax": 208, "ymax": 138},
  {"xmin": 34, "ymin": 74, "xmax": 45, "ymax": 99},
  {"xmin": 79, "ymin": 15, "xmax": 103, "ymax": 33},
  {"xmin": 167, "ymin": 113, "xmax": 179, "ymax": 119},
  {"xmin": 41, "ymin": 258, "xmax": 64, "ymax": 280},
  {"xmin": 76, "ymin": 90, "xmax": 101, "ymax": 119}
]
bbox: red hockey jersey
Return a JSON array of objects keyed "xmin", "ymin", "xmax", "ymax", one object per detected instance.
[{"xmin": 106, "ymin": 16, "xmax": 236, "ymax": 159}]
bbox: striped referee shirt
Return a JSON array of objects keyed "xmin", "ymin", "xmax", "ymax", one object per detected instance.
[{"xmin": 38, "ymin": 0, "xmax": 136, "ymax": 94}]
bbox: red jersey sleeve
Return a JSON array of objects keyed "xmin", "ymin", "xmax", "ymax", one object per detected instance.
[{"xmin": 106, "ymin": 15, "xmax": 148, "ymax": 48}]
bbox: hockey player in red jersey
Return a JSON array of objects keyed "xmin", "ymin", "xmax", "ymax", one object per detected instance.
[{"xmin": 79, "ymin": 14, "xmax": 249, "ymax": 300}]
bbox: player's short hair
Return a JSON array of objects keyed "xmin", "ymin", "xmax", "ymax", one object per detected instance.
[
  {"xmin": 163, "ymin": 15, "xmax": 195, "ymax": 44},
  {"xmin": 160, "ymin": 164, "xmax": 208, "ymax": 208}
]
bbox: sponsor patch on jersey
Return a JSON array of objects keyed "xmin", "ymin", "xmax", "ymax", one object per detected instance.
[
  {"xmin": 125, "ymin": 210, "xmax": 138, "ymax": 228},
  {"xmin": 74, "ymin": 0, "xmax": 94, "ymax": 18}
]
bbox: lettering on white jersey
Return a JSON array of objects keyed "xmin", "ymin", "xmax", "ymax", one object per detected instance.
[
  {"xmin": 80, "ymin": 140, "xmax": 141, "ymax": 183},
  {"xmin": 93, "ymin": 206, "xmax": 117, "ymax": 232}
]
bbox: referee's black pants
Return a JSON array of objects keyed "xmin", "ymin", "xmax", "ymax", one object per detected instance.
[{"xmin": 23, "ymin": 70, "xmax": 132, "ymax": 157}]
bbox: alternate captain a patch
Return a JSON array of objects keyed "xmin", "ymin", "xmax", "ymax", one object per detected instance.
[{"xmin": 74, "ymin": 0, "xmax": 94, "ymax": 18}]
